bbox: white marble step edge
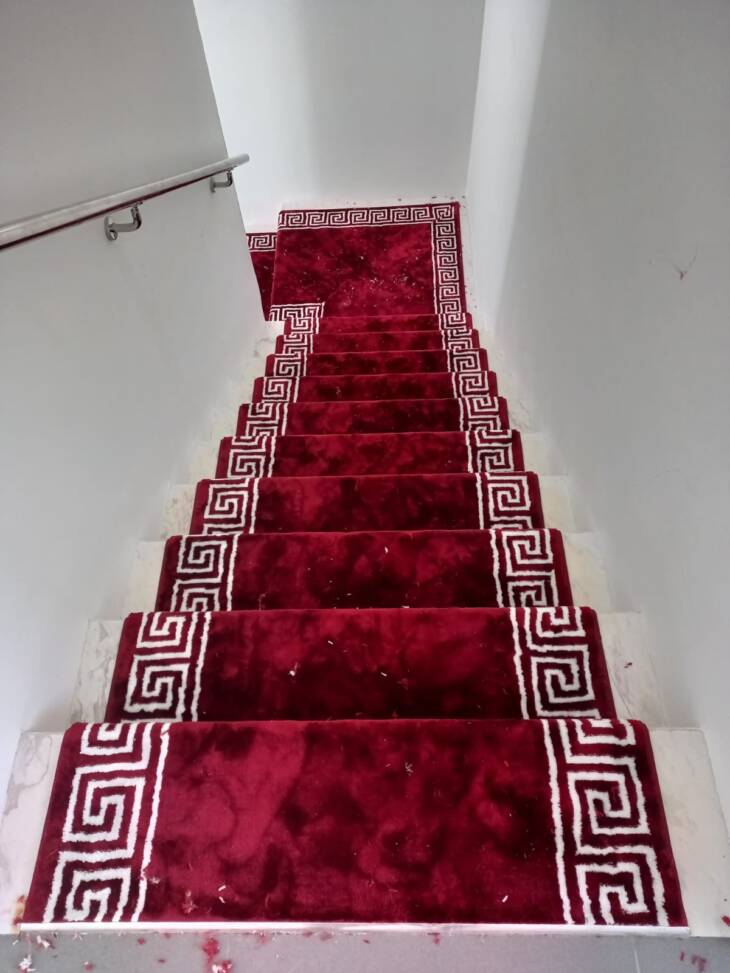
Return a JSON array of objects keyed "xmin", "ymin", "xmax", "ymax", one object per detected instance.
[{"xmin": 0, "ymin": 728, "xmax": 727, "ymax": 939}]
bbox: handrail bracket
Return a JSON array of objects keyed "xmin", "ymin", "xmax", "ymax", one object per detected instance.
[
  {"xmin": 104, "ymin": 204, "xmax": 142, "ymax": 242},
  {"xmin": 0, "ymin": 152, "xmax": 249, "ymax": 251},
  {"xmin": 210, "ymin": 169, "xmax": 233, "ymax": 193}
]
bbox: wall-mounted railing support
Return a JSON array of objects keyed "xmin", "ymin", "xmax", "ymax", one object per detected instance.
[
  {"xmin": 104, "ymin": 204, "xmax": 142, "ymax": 242},
  {"xmin": 209, "ymin": 169, "xmax": 234, "ymax": 193},
  {"xmin": 0, "ymin": 153, "xmax": 249, "ymax": 252}
]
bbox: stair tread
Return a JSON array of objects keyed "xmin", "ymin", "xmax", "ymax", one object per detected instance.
[
  {"xmin": 237, "ymin": 396, "xmax": 509, "ymax": 436},
  {"xmin": 156, "ymin": 527, "xmax": 572, "ymax": 612},
  {"xmin": 24, "ymin": 718, "xmax": 685, "ymax": 927},
  {"xmin": 219, "ymin": 429, "xmax": 523, "ymax": 477},
  {"xmin": 191, "ymin": 471, "xmax": 544, "ymax": 534},
  {"xmin": 285, "ymin": 311, "xmax": 473, "ymax": 334},
  {"xmin": 276, "ymin": 329, "xmax": 479, "ymax": 353},
  {"xmin": 266, "ymin": 347, "xmax": 489, "ymax": 376},
  {"xmin": 253, "ymin": 369, "xmax": 498, "ymax": 402},
  {"xmin": 107, "ymin": 606, "xmax": 614, "ymax": 722}
]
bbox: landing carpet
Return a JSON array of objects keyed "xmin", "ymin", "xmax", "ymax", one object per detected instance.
[
  {"xmin": 155, "ymin": 529, "xmax": 572, "ymax": 612},
  {"xmin": 218, "ymin": 430, "xmax": 524, "ymax": 478},
  {"xmin": 26, "ymin": 719, "xmax": 685, "ymax": 927},
  {"xmin": 247, "ymin": 232, "xmax": 276, "ymax": 320},
  {"xmin": 270, "ymin": 203, "xmax": 466, "ymax": 318},
  {"xmin": 106, "ymin": 607, "xmax": 615, "ymax": 722},
  {"xmin": 190, "ymin": 473, "xmax": 544, "ymax": 534}
]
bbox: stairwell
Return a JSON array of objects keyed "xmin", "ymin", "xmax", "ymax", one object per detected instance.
[{"xmin": 0, "ymin": 201, "xmax": 728, "ymax": 973}]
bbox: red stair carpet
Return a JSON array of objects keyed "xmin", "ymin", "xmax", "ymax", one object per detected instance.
[
  {"xmin": 237, "ymin": 396, "xmax": 509, "ymax": 436},
  {"xmin": 253, "ymin": 369, "xmax": 499, "ymax": 403},
  {"xmin": 27, "ymin": 719, "xmax": 683, "ymax": 926},
  {"xmin": 155, "ymin": 528, "xmax": 573, "ymax": 611},
  {"xmin": 189, "ymin": 472, "xmax": 544, "ymax": 533},
  {"xmin": 106, "ymin": 608, "xmax": 616, "ymax": 722},
  {"xmin": 25, "ymin": 201, "xmax": 685, "ymax": 931},
  {"xmin": 246, "ymin": 231, "xmax": 276, "ymax": 319},
  {"xmin": 218, "ymin": 429, "xmax": 524, "ymax": 477}
]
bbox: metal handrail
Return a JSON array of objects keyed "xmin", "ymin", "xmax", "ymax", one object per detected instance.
[{"xmin": 0, "ymin": 153, "xmax": 249, "ymax": 251}]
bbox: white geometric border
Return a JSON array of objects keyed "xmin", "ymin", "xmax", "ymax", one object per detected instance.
[
  {"xmin": 490, "ymin": 529, "xmax": 560, "ymax": 607},
  {"xmin": 223, "ymin": 432, "xmax": 277, "ymax": 479},
  {"xmin": 123, "ymin": 613, "xmax": 211, "ymax": 720},
  {"xmin": 466, "ymin": 430, "xmax": 519, "ymax": 474},
  {"xmin": 478, "ymin": 473, "xmax": 537, "ymax": 529},
  {"xmin": 246, "ymin": 232, "xmax": 276, "ymax": 252},
  {"xmin": 170, "ymin": 535, "xmax": 239, "ymax": 612},
  {"xmin": 43, "ymin": 722, "xmax": 170, "ymax": 923},
  {"xmin": 510, "ymin": 608, "xmax": 601, "ymax": 718},
  {"xmin": 543, "ymin": 719, "xmax": 670, "ymax": 926},
  {"xmin": 199, "ymin": 480, "xmax": 259, "ymax": 535}
]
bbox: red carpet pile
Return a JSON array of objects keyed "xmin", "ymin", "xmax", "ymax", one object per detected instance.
[{"xmin": 27, "ymin": 203, "xmax": 685, "ymax": 929}]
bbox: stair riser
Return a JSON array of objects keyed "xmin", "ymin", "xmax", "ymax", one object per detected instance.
[{"xmin": 107, "ymin": 607, "xmax": 614, "ymax": 723}]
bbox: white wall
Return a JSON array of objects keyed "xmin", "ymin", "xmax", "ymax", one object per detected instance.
[
  {"xmin": 193, "ymin": 0, "xmax": 485, "ymax": 228},
  {"xmin": 0, "ymin": 0, "xmax": 263, "ymax": 800},
  {"xmin": 465, "ymin": 0, "xmax": 551, "ymax": 325},
  {"xmin": 467, "ymin": 0, "xmax": 730, "ymax": 818}
]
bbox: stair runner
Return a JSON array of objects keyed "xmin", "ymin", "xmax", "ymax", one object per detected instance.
[{"xmin": 25, "ymin": 202, "xmax": 685, "ymax": 930}]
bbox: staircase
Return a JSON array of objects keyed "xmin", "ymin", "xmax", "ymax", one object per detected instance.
[{"xmin": 20, "ymin": 202, "xmax": 692, "ymax": 934}]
